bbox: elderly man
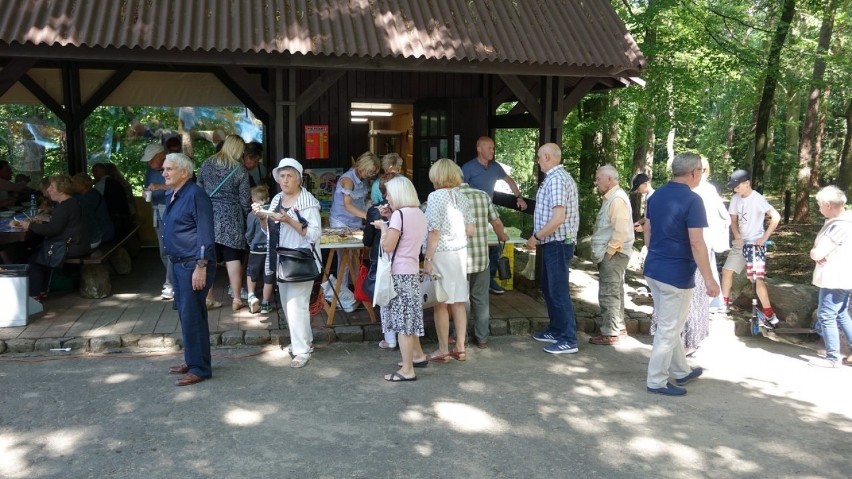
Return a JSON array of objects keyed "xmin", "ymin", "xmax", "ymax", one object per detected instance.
[
  {"xmin": 142, "ymin": 143, "xmax": 174, "ymax": 300},
  {"xmin": 644, "ymin": 152, "xmax": 720, "ymax": 396},
  {"xmin": 458, "ymin": 181, "xmax": 509, "ymax": 349},
  {"xmin": 526, "ymin": 143, "xmax": 580, "ymax": 355},
  {"xmin": 462, "ymin": 136, "xmax": 527, "ymax": 295},
  {"xmin": 589, "ymin": 165, "xmax": 634, "ymax": 345},
  {"xmin": 162, "ymin": 153, "xmax": 217, "ymax": 387}
]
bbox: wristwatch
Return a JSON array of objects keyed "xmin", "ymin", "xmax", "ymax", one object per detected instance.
[
  {"xmin": 196, "ymin": 260, "xmax": 208, "ymax": 268},
  {"xmin": 533, "ymin": 232, "xmax": 541, "ymax": 241}
]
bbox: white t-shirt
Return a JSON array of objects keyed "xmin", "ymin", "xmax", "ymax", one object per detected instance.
[{"xmin": 728, "ymin": 191, "xmax": 773, "ymax": 242}]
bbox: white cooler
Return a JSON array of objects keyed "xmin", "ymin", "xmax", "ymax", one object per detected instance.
[{"xmin": 0, "ymin": 265, "xmax": 42, "ymax": 327}]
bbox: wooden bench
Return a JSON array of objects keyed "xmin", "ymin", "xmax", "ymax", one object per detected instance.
[{"xmin": 65, "ymin": 224, "xmax": 141, "ymax": 298}]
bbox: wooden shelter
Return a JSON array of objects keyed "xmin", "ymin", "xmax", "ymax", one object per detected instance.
[{"xmin": 0, "ymin": 0, "xmax": 644, "ymax": 197}]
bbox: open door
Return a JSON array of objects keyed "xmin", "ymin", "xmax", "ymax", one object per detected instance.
[{"xmin": 413, "ymin": 98, "xmax": 486, "ymax": 200}]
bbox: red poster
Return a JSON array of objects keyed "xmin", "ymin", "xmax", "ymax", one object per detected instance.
[{"xmin": 304, "ymin": 125, "xmax": 329, "ymax": 160}]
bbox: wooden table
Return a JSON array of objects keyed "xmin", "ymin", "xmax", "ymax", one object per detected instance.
[
  {"xmin": 319, "ymin": 240, "xmax": 377, "ymax": 326},
  {"xmin": 0, "ymin": 217, "xmax": 28, "ymax": 246}
]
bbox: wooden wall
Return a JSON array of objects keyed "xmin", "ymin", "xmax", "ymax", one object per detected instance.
[{"xmin": 294, "ymin": 70, "xmax": 484, "ymax": 171}]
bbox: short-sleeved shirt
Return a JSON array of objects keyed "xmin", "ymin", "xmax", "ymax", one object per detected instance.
[
  {"xmin": 644, "ymin": 181, "xmax": 708, "ymax": 289},
  {"xmin": 425, "ymin": 187, "xmax": 473, "ymax": 252},
  {"xmin": 458, "ymin": 183, "xmax": 499, "ymax": 273},
  {"xmin": 533, "ymin": 166, "xmax": 579, "ymax": 244},
  {"xmin": 462, "ymin": 158, "xmax": 507, "ymax": 198},
  {"xmin": 728, "ymin": 191, "xmax": 774, "ymax": 242},
  {"xmin": 388, "ymin": 207, "xmax": 427, "ymax": 275},
  {"xmin": 329, "ymin": 168, "xmax": 369, "ymax": 228}
]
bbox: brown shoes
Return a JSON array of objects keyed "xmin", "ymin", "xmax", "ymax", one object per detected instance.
[
  {"xmin": 175, "ymin": 373, "xmax": 207, "ymax": 386},
  {"xmin": 589, "ymin": 335, "xmax": 620, "ymax": 345},
  {"xmin": 168, "ymin": 364, "xmax": 189, "ymax": 375},
  {"xmin": 476, "ymin": 340, "xmax": 489, "ymax": 349}
]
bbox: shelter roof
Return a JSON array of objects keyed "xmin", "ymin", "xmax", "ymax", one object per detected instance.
[{"xmin": 0, "ymin": 0, "xmax": 644, "ymax": 77}]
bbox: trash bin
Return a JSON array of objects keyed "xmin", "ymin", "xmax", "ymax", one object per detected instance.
[{"xmin": 0, "ymin": 264, "xmax": 30, "ymax": 327}]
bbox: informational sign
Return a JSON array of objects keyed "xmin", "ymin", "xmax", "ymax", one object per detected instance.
[{"xmin": 304, "ymin": 125, "xmax": 329, "ymax": 160}]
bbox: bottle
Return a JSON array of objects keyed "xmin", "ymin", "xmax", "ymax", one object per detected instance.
[{"xmin": 29, "ymin": 193, "xmax": 37, "ymax": 217}]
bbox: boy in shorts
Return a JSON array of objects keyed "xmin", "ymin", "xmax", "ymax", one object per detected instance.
[
  {"xmin": 720, "ymin": 170, "xmax": 782, "ymax": 327},
  {"xmin": 245, "ymin": 185, "xmax": 274, "ymax": 314}
]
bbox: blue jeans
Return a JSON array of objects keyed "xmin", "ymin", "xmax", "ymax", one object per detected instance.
[
  {"xmin": 540, "ymin": 241, "xmax": 577, "ymax": 346},
  {"xmin": 173, "ymin": 260, "xmax": 216, "ymax": 378},
  {"xmin": 817, "ymin": 288, "xmax": 852, "ymax": 363}
]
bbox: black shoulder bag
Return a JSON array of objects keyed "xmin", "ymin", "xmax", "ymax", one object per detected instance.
[{"xmin": 276, "ymin": 207, "xmax": 321, "ymax": 283}]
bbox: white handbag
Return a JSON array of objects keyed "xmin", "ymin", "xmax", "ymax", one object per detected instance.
[{"xmin": 372, "ymin": 250, "xmax": 396, "ymax": 307}]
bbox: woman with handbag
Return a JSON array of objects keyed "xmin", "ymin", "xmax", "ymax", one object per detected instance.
[
  {"xmin": 197, "ymin": 134, "xmax": 251, "ymax": 312},
  {"xmin": 17, "ymin": 175, "xmax": 91, "ymax": 300},
  {"xmin": 371, "ymin": 175, "xmax": 428, "ymax": 381},
  {"xmin": 362, "ymin": 172, "xmax": 400, "ymax": 350},
  {"xmin": 252, "ymin": 158, "xmax": 322, "ymax": 369},
  {"xmin": 423, "ymin": 159, "xmax": 474, "ymax": 363}
]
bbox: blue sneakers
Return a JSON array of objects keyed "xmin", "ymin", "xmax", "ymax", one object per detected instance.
[
  {"xmin": 543, "ymin": 341, "xmax": 579, "ymax": 355},
  {"xmin": 675, "ymin": 367, "xmax": 703, "ymax": 386},
  {"xmin": 532, "ymin": 331, "xmax": 559, "ymax": 343},
  {"xmin": 646, "ymin": 382, "xmax": 687, "ymax": 396},
  {"xmin": 489, "ymin": 279, "xmax": 505, "ymax": 295}
]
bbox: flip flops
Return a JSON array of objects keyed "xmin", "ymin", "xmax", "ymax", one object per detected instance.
[
  {"xmin": 384, "ymin": 371, "xmax": 416, "ymax": 382},
  {"xmin": 398, "ymin": 359, "xmax": 429, "ymax": 368}
]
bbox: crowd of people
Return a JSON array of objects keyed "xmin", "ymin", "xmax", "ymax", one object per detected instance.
[{"xmin": 5, "ymin": 134, "xmax": 849, "ymax": 389}]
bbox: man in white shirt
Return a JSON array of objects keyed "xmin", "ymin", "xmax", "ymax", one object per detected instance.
[{"xmin": 720, "ymin": 169, "xmax": 781, "ymax": 327}]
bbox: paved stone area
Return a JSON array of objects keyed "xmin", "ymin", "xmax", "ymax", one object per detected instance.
[{"xmin": 0, "ymin": 319, "xmax": 849, "ymax": 478}]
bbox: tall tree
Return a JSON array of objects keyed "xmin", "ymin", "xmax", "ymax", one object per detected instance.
[
  {"xmin": 793, "ymin": 0, "xmax": 837, "ymax": 222},
  {"xmin": 838, "ymin": 99, "xmax": 852, "ymax": 192},
  {"xmin": 753, "ymin": 0, "xmax": 797, "ymax": 192}
]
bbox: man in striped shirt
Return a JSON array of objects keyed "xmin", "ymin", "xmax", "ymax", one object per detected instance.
[{"xmin": 525, "ymin": 143, "xmax": 580, "ymax": 355}]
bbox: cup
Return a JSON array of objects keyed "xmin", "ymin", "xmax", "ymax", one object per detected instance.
[{"xmin": 144, "ymin": 191, "xmax": 152, "ymax": 202}]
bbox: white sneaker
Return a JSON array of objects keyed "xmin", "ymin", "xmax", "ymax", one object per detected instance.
[
  {"xmin": 161, "ymin": 288, "xmax": 174, "ymax": 300},
  {"xmin": 248, "ymin": 295, "xmax": 260, "ymax": 314}
]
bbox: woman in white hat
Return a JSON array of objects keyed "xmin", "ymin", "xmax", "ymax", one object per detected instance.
[{"xmin": 252, "ymin": 158, "xmax": 322, "ymax": 368}]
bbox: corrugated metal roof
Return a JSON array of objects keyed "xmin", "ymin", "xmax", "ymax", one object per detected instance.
[{"xmin": 1, "ymin": 0, "xmax": 644, "ymax": 75}]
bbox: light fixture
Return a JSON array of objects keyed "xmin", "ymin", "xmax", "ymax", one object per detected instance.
[
  {"xmin": 351, "ymin": 110, "xmax": 393, "ymax": 117},
  {"xmin": 352, "ymin": 102, "xmax": 393, "ymax": 109},
  {"xmin": 351, "ymin": 117, "xmax": 368, "ymax": 123}
]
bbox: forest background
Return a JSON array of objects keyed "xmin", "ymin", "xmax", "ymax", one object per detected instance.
[{"xmin": 0, "ymin": 0, "xmax": 849, "ymax": 281}]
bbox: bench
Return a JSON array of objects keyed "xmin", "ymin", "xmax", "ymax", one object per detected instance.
[{"xmin": 65, "ymin": 224, "xmax": 141, "ymax": 298}]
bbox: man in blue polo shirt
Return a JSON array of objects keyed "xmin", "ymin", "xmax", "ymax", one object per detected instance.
[
  {"xmin": 462, "ymin": 136, "xmax": 527, "ymax": 294},
  {"xmin": 644, "ymin": 152, "xmax": 720, "ymax": 396}
]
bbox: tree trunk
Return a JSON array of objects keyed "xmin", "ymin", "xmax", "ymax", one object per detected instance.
[
  {"xmin": 665, "ymin": 128, "xmax": 675, "ymax": 171},
  {"xmin": 753, "ymin": 0, "xmax": 797, "ymax": 193},
  {"xmin": 793, "ymin": 0, "xmax": 835, "ymax": 223},
  {"xmin": 579, "ymin": 95, "xmax": 607, "ymax": 237},
  {"xmin": 812, "ymin": 84, "xmax": 831, "ymax": 188},
  {"xmin": 604, "ymin": 93, "xmax": 620, "ymax": 167},
  {"xmin": 837, "ymin": 99, "xmax": 852, "ymax": 193}
]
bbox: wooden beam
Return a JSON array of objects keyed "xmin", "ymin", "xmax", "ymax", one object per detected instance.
[
  {"xmin": 18, "ymin": 73, "xmax": 69, "ymax": 124},
  {"xmin": 560, "ymin": 77, "xmax": 598, "ymax": 119},
  {"xmin": 498, "ymin": 74, "xmax": 542, "ymax": 124},
  {"xmin": 80, "ymin": 65, "xmax": 134, "ymax": 119},
  {"xmin": 0, "ymin": 58, "xmax": 37, "ymax": 97},
  {"xmin": 295, "ymin": 70, "xmax": 345, "ymax": 116},
  {"xmin": 213, "ymin": 67, "xmax": 271, "ymax": 123},
  {"xmin": 61, "ymin": 63, "xmax": 86, "ymax": 174},
  {"xmin": 221, "ymin": 65, "xmax": 272, "ymax": 119}
]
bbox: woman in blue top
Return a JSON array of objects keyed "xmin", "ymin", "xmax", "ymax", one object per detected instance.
[{"xmin": 329, "ymin": 151, "xmax": 380, "ymax": 228}]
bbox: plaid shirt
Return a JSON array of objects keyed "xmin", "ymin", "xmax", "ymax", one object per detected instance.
[
  {"xmin": 534, "ymin": 166, "xmax": 579, "ymax": 244},
  {"xmin": 458, "ymin": 183, "xmax": 499, "ymax": 273}
]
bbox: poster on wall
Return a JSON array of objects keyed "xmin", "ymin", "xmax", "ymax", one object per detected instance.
[{"xmin": 304, "ymin": 125, "xmax": 329, "ymax": 160}]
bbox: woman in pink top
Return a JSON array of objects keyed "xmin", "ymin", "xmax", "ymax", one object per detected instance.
[{"xmin": 372, "ymin": 176, "xmax": 428, "ymax": 381}]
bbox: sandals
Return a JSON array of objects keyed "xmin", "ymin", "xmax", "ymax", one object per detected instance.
[
  {"xmin": 206, "ymin": 299, "xmax": 222, "ymax": 310},
  {"xmin": 378, "ymin": 340, "xmax": 399, "ymax": 350},
  {"xmin": 398, "ymin": 359, "xmax": 429, "ymax": 368},
  {"xmin": 290, "ymin": 354, "xmax": 310, "ymax": 368},
  {"xmin": 384, "ymin": 371, "xmax": 416, "ymax": 382},
  {"xmin": 427, "ymin": 353, "xmax": 450, "ymax": 363},
  {"xmin": 232, "ymin": 300, "xmax": 245, "ymax": 312},
  {"xmin": 449, "ymin": 350, "xmax": 467, "ymax": 361}
]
